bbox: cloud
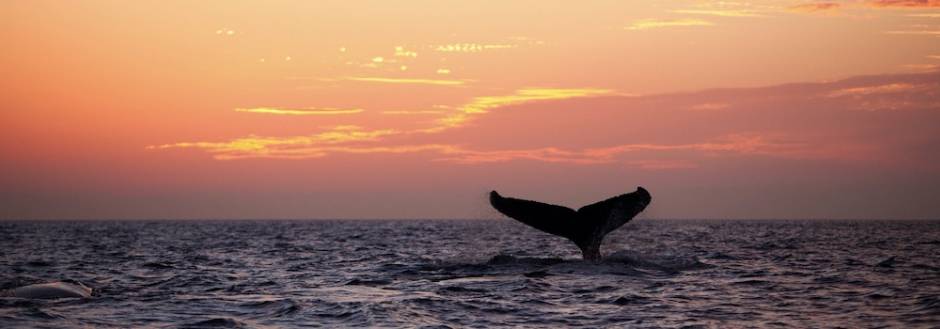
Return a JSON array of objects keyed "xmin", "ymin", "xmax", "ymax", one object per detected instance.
[
  {"xmin": 433, "ymin": 43, "xmax": 517, "ymax": 53},
  {"xmin": 789, "ymin": 2, "xmax": 841, "ymax": 13},
  {"xmin": 625, "ymin": 160, "xmax": 699, "ymax": 170},
  {"xmin": 449, "ymin": 134, "xmax": 819, "ymax": 165},
  {"xmin": 381, "ymin": 110, "xmax": 446, "ymax": 115},
  {"xmin": 689, "ymin": 103, "xmax": 730, "ymax": 111},
  {"xmin": 577, "ymin": 134, "xmax": 823, "ymax": 162},
  {"xmin": 393, "ymin": 46, "xmax": 418, "ymax": 58},
  {"xmin": 205, "ymin": 144, "xmax": 457, "ymax": 161},
  {"xmin": 672, "ymin": 9, "xmax": 764, "ymax": 17},
  {"xmin": 153, "ymin": 72, "xmax": 940, "ymax": 173},
  {"xmin": 903, "ymin": 63, "xmax": 940, "ymax": 71},
  {"xmin": 869, "ymin": 0, "xmax": 940, "ymax": 8},
  {"xmin": 152, "ymin": 134, "xmax": 811, "ymax": 169},
  {"xmin": 436, "ymin": 146, "xmax": 603, "ymax": 165},
  {"xmin": 149, "ymin": 126, "xmax": 398, "ymax": 157},
  {"xmin": 626, "ymin": 18, "xmax": 714, "ymax": 30},
  {"xmin": 344, "ymin": 77, "xmax": 469, "ymax": 86},
  {"xmin": 234, "ymin": 107, "xmax": 364, "ymax": 115},
  {"xmin": 885, "ymin": 30, "xmax": 940, "ymax": 35},
  {"xmin": 152, "ymin": 87, "xmax": 612, "ymax": 160},
  {"xmin": 427, "ymin": 88, "xmax": 612, "ymax": 132},
  {"xmin": 826, "ymin": 83, "xmax": 917, "ymax": 97},
  {"xmin": 818, "ymin": 78, "xmax": 939, "ymax": 111}
]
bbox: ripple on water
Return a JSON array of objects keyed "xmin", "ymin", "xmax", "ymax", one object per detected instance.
[{"xmin": 180, "ymin": 317, "xmax": 247, "ymax": 328}]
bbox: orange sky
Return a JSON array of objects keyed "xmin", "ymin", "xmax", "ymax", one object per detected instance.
[{"xmin": 2, "ymin": 1, "xmax": 940, "ymax": 219}]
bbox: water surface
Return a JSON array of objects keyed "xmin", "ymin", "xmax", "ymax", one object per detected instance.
[{"xmin": 1, "ymin": 219, "xmax": 938, "ymax": 328}]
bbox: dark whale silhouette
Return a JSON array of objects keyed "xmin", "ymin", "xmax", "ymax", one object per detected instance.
[{"xmin": 489, "ymin": 187, "xmax": 651, "ymax": 261}]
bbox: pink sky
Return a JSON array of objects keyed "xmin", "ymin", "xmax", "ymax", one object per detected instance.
[{"xmin": 2, "ymin": 1, "xmax": 939, "ymax": 219}]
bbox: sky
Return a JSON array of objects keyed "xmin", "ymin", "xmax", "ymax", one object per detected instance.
[{"xmin": 2, "ymin": 0, "xmax": 940, "ymax": 220}]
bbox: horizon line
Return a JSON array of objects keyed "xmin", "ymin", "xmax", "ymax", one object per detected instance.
[{"xmin": 0, "ymin": 218, "xmax": 936, "ymax": 221}]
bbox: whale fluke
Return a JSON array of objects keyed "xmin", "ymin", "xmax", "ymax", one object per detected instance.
[
  {"xmin": 489, "ymin": 187, "xmax": 651, "ymax": 261},
  {"xmin": 3, "ymin": 282, "xmax": 92, "ymax": 299}
]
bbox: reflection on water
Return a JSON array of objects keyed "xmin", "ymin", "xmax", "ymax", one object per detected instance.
[{"xmin": 1, "ymin": 219, "xmax": 938, "ymax": 327}]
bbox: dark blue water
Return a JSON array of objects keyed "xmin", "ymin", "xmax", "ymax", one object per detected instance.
[{"xmin": 1, "ymin": 219, "xmax": 938, "ymax": 328}]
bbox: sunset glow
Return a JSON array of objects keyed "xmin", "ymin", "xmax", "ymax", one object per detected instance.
[{"xmin": 2, "ymin": 1, "xmax": 940, "ymax": 219}]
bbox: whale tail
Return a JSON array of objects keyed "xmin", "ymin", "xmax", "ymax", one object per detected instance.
[{"xmin": 489, "ymin": 187, "xmax": 651, "ymax": 261}]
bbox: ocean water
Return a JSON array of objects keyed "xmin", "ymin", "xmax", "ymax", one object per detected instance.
[{"xmin": 0, "ymin": 219, "xmax": 938, "ymax": 328}]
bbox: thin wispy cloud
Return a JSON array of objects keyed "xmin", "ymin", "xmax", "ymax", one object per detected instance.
[
  {"xmin": 205, "ymin": 144, "xmax": 456, "ymax": 161},
  {"xmin": 149, "ymin": 126, "xmax": 398, "ymax": 156},
  {"xmin": 427, "ymin": 88, "xmax": 612, "ymax": 132},
  {"xmin": 789, "ymin": 2, "xmax": 841, "ymax": 13},
  {"xmin": 868, "ymin": 0, "xmax": 940, "ymax": 8},
  {"xmin": 234, "ymin": 107, "xmax": 364, "ymax": 115},
  {"xmin": 344, "ymin": 77, "xmax": 469, "ymax": 86},
  {"xmin": 578, "ymin": 134, "xmax": 822, "ymax": 162},
  {"xmin": 625, "ymin": 159, "xmax": 699, "ymax": 170},
  {"xmin": 689, "ymin": 103, "xmax": 731, "ymax": 111},
  {"xmin": 381, "ymin": 110, "xmax": 446, "ymax": 115},
  {"xmin": 885, "ymin": 30, "xmax": 940, "ymax": 35},
  {"xmin": 903, "ymin": 63, "xmax": 940, "ymax": 71},
  {"xmin": 433, "ymin": 43, "xmax": 517, "ymax": 53},
  {"xmin": 626, "ymin": 18, "xmax": 714, "ymax": 30},
  {"xmin": 673, "ymin": 9, "xmax": 765, "ymax": 17},
  {"xmin": 152, "ymin": 134, "xmax": 815, "ymax": 168},
  {"xmin": 437, "ymin": 134, "xmax": 817, "ymax": 165},
  {"xmin": 393, "ymin": 46, "xmax": 418, "ymax": 58},
  {"xmin": 826, "ymin": 83, "xmax": 917, "ymax": 97}
]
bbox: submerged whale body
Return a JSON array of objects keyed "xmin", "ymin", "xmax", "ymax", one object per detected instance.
[
  {"xmin": 3, "ymin": 282, "xmax": 92, "ymax": 299},
  {"xmin": 490, "ymin": 187, "xmax": 651, "ymax": 261}
]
